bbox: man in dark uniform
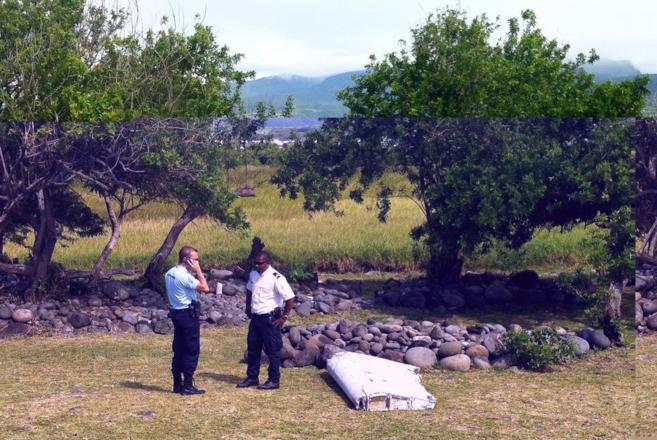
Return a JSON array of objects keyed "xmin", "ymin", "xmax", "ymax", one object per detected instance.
[
  {"xmin": 237, "ymin": 251, "xmax": 295, "ymax": 390},
  {"xmin": 165, "ymin": 245, "xmax": 209, "ymax": 395}
]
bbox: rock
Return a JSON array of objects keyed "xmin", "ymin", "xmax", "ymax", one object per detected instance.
[
  {"xmin": 37, "ymin": 308, "xmax": 54, "ymax": 321},
  {"xmin": 589, "ymin": 330, "xmax": 611, "ymax": 350},
  {"xmin": 0, "ymin": 322, "xmax": 32, "ymax": 339},
  {"xmin": 335, "ymin": 299, "xmax": 353, "ymax": 311},
  {"xmin": 411, "ymin": 336, "xmax": 432, "ymax": 346},
  {"xmin": 69, "ymin": 312, "xmax": 91, "ymax": 329},
  {"xmin": 473, "ymin": 357, "xmax": 491, "ymax": 370},
  {"xmin": 566, "ymin": 336, "xmax": 590, "ymax": 356},
  {"xmin": 323, "ymin": 329, "xmax": 341, "ymax": 340},
  {"xmin": 382, "ymin": 291, "xmax": 402, "ymax": 306},
  {"xmin": 509, "ymin": 270, "xmax": 539, "ymax": 289},
  {"xmin": 295, "ymin": 302, "xmax": 313, "ymax": 317},
  {"xmin": 578, "ymin": 327, "xmax": 596, "ymax": 341},
  {"xmin": 445, "ymin": 325, "xmax": 462, "ymax": 336},
  {"xmin": 491, "ymin": 354, "xmax": 517, "ymax": 369},
  {"xmin": 379, "ymin": 324, "xmax": 403, "ymax": 334},
  {"xmin": 485, "ymin": 282, "xmax": 512, "ymax": 303},
  {"xmin": 380, "ymin": 350, "xmax": 405, "ymax": 363},
  {"xmin": 153, "ymin": 319, "xmax": 173, "ymax": 335},
  {"xmin": 352, "ymin": 325, "xmax": 368, "ymax": 338},
  {"xmin": 404, "ymin": 347, "xmax": 437, "ymax": 368},
  {"xmin": 281, "ymin": 338, "xmax": 297, "ymax": 361},
  {"xmin": 370, "ymin": 342, "xmax": 384, "ymax": 355},
  {"xmin": 636, "ymin": 303, "xmax": 644, "ymax": 325},
  {"xmin": 12, "ymin": 308, "xmax": 33, "ymax": 323},
  {"xmin": 429, "ymin": 326, "xmax": 444, "ymax": 340},
  {"xmin": 88, "ymin": 296, "xmax": 103, "ymax": 307},
  {"xmin": 642, "ymin": 300, "xmax": 657, "ymax": 315},
  {"xmin": 465, "ymin": 344, "xmax": 490, "ymax": 360},
  {"xmin": 116, "ymin": 322, "xmax": 135, "ymax": 333},
  {"xmin": 461, "ymin": 273, "xmax": 483, "ymax": 286},
  {"xmin": 210, "ymin": 269, "xmax": 233, "ymax": 280},
  {"xmin": 135, "ymin": 323, "xmax": 152, "ymax": 334},
  {"xmin": 237, "ymin": 185, "xmax": 256, "ymax": 197},
  {"xmin": 482, "ymin": 333, "xmax": 504, "ymax": 357},
  {"xmin": 122, "ymin": 310, "xmax": 139, "ymax": 325},
  {"xmin": 508, "ymin": 324, "xmax": 523, "ymax": 333},
  {"xmin": 288, "ymin": 327, "xmax": 302, "ymax": 346},
  {"xmin": 440, "ymin": 354, "xmax": 471, "ymax": 372},
  {"xmin": 322, "ymin": 344, "xmax": 343, "ymax": 361},
  {"xmin": 222, "ymin": 284, "xmax": 238, "ymax": 296},
  {"xmin": 399, "ymin": 291, "xmax": 426, "ymax": 308},
  {"xmin": 293, "ymin": 345, "xmax": 320, "ymax": 367},
  {"xmin": 102, "ymin": 281, "xmax": 131, "ymax": 301},
  {"xmin": 0, "ymin": 305, "xmax": 12, "ymax": 320},
  {"xmin": 316, "ymin": 301, "xmax": 332, "ymax": 314},
  {"xmin": 208, "ymin": 311, "xmax": 222, "ymax": 323},
  {"xmin": 441, "ymin": 290, "xmax": 466, "ymax": 308},
  {"xmin": 437, "ymin": 341, "xmax": 463, "ymax": 358}
]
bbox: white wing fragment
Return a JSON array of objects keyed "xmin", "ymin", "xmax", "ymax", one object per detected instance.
[{"xmin": 327, "ymin": 351, "xmax": 436, "ymax": 411}]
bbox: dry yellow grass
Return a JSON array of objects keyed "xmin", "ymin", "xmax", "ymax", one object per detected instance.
[{"xmin": 0, "ymin": 325, "xmax": 636, "ymax": 440}]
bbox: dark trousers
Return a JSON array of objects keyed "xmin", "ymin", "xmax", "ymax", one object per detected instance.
[
  {"xmin": 171, "ymin": 310, "xmax": 200, "ymax": 376},
  {"xmin": 247, "ymin": 314, "xmax": 282, "ymax": 383}
]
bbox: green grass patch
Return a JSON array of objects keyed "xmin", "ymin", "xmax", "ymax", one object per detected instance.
[
  {"xmin": 0, "ymin": 324, "xmax": 635, "ymax": 439},
  {"xmin": 4, "ymin": 171, "xmax": 599, "ymax": 275}
]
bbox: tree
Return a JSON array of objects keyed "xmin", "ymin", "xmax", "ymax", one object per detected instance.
[
  {"xmin": 338, "ymin": 9, "xmax": 649, "ymax": 117},
  {"xmin": 0, "ymin": 1, "xmax": 256, "ymax": 294},
  {"xmin": 275, "ymin": 9, "xmax": 646, "ymax": 282}
]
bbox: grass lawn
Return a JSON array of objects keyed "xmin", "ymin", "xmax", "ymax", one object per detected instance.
[
  {"xmin": 636, "ymin": 335, "xmax": 657, "ymax": 439},
  {"xmin": 0, "ymin": 302, "xmax": 637, "ymax": 440}
]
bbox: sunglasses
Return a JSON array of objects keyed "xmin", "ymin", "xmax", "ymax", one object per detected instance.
[{"xmin": 254, "ymin": 261, "xmax": 267, "ymax": 266}]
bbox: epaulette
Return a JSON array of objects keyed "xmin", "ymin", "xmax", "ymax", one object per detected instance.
[{"xmin": 273, "ymin": 272, "xmax": 280, "ymax": 279}]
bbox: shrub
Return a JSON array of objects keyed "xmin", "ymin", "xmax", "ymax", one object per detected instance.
[{"xmin": 503, "ymin": 327, "xmax": 577, "ymax": 371}]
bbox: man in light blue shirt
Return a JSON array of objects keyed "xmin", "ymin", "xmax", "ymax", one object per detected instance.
[{"xmin": 165, "ymin": 245, "xmax": 209, "ymax": 395}]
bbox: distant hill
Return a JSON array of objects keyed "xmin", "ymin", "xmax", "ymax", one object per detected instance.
[
  {"xmin": 583, "ymin": 59, "xmax": 641, "ymax": 82},
  {"xmin": 244, "ymin": 60, "xmax": 656, "ymax": 117},
  {"xmin": 242, "ymin": 70, "xmax": 365, "ymax": 117}
]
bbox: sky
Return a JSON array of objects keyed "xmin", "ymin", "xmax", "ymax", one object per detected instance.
[{"xmin": 119, "ymin": 0, "xmax": 657, "ymax": 78}]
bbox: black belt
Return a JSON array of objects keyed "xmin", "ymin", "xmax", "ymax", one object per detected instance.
[
  {"xmin": 169, "ymin": 307, "xmax": 191, "ymax": 314},
  {"xmin": 252, "ymin": 311, "xmax": 275, "ymax": 318}
]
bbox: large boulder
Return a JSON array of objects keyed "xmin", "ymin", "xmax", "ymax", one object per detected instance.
[
  {"xmin": 482, "ymin": 333, "xmax": 504, "ymax": 357},
  {"xmin": 566, "ymin": 336, "xmax": 590, "ymax": 356},
  {"xmin": 465, "ymin": 344, "xmax": 490, "ymax": 360},
  {"xmin": 399, "ymin": 291, "xmax": 426, "ymax": 308},
  {"xmin": 440, "ymin": 289, "xmax": 466, "ymax": 308},
  {"xmin": 210, "ymin": 269, "xmax": 233, "ymax": 280},
  {"xmin": 440, "ymin": 354, "xmax": 471, "ymax": 371},
  {"xmin": 508, "ymin": 270, "xmax": 540, "ymax": 289},
  {"xmin": 404, "ymin": 347, "xmax": 437, "ymax": 368},
  {"xmin": 11, "ymin": 308, "xmax": 33, "ymax": 323},
  {"xmin": 437, "ymin": 341, "xmax": 463, "ymax": 359},
  {"xmin": 0, "ymin": 322, "xmax": 33, "ymax": 339},
  {"xmin": 484, "ymin": 282, "xmax": 512, "ymax": 304},
  {"xmin": 0, "ymin": 305, "xmax": 12, "ymax": 320},
  {"xmin": 102, "ymin": 281, "xmax": 132, "ymax": 301},
  {"xmin": 153, "ymin": 318, "xmax": 173, "ymax": 335},
  {"xmin": 68, "ymin": 312, "xmax": 91, "ymax": 329}
]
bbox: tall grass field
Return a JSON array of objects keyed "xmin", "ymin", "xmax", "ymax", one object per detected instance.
[{"xmin": 4, "ymin": 169, "xmax": 600, "ymax": 274}]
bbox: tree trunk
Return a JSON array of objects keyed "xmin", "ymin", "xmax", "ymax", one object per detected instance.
[
  {"xmin": 427, "ymin": 243, "xmax": 463, "ymax": 284},
  {"xmin": 89, "ymin": 195, "xmax": 122, "ymax": 287},
  {"xmin": 29, "ymin": 188, "xmax": 59, "ymax": 294},
  {"xmin": 145, "ymin": 206, "xmax": 200, "ymax": 292},
  {"xmin": 601, "ymin": 279, "xmax": 625, "ymax": 345}
]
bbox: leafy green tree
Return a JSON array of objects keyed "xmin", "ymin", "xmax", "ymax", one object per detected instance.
[
  {"xmin": 338, "ymin": 9, "xmax": 649, "ymax": 117},
  {"xmin": 0, "ymin": 1, "xmax": 255, "ymax": 293}
]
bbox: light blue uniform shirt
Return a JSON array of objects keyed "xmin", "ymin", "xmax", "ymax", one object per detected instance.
[{"xmin": 165, "ymin": 265, "xmax": 200, "ymax": 309}]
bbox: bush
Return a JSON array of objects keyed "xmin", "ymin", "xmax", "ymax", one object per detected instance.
[{"xmin": 503, "ymin": 327, "xmax": 577, "ymax": 371}]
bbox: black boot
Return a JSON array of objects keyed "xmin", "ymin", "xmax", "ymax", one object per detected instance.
[
  {"xmin": 173, "ymin": 372, "xmax": 183, "ymax": 394},
  {"xmin": 181, "ymin": 373, "xmax": 205, "ymax": 395}
]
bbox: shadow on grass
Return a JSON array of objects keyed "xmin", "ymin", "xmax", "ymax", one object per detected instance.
[
  {"xmin": 120, "ymin": 381, "xmax": 171, "ymax": 393},
  {"xmin": 197, "ymin": 372, "xmax": 243, "ymax": 384},
  {"xmin": 319, "ymin": 371, "xmax": 354, "ymax": 410}
]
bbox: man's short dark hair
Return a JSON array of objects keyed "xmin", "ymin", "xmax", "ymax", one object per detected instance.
[
  {"xmin": 179, "ymin": 245, "xmax": 198, "ymax": 262},
  {"xmin": 255, "ymin": 251, "xmax": 271, "ymax": 263}
]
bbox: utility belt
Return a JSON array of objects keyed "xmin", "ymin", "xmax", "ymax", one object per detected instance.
[
  {"xmin": 169, "ymin": 299, "xmax": 201, "ymax": 319},
  {"xmin": 252, "ymin": 307, "xmax": 282, "ymax": 319}
]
